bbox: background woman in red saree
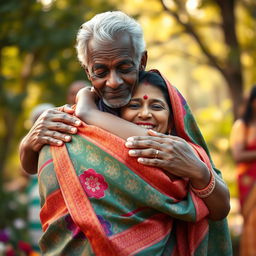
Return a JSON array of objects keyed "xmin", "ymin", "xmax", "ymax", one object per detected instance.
[{"xmin": 230, "ymin": 85, "xmax": 256, "ymax": 256}]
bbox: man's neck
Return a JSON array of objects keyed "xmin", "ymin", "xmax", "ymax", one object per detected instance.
[{"xmin": 97, "ymin": 99, "xmax": 120, "ymax": 116}]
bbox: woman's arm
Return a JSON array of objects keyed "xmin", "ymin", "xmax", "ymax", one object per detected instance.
[{"xmin": 75, "ymin": 88, "xmax": 148, "ymax": 139}]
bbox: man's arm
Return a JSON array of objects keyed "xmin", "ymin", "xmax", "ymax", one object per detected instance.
[{"xmin": 19, "ymin": 108, "xmax": 81, "ymax": 174}]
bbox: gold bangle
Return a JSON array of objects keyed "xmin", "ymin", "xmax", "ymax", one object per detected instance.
[{"xmin": 190, "ymin": 168, "xmax": 216, "ymax": 198}]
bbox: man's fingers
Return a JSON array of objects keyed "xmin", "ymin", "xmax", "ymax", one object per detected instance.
[
  {"xmin": 125, "ymin": 139, "xmax": 160, "ymax": 149},
  {"xmin": 62, "ymin": 104, "xmax": 75, "ymax": 114},
  {"xmin": 52, "ymin": 113, "xmax": 81, "ymax": 126},
  {"xmin": 43, "ymin": 129, "xmax": 73, "ymax": 141},
  {"xmin": 147, "ymin": 130, "xmax": 181, "ymax": 141},
  {"xmin": 127, "ymin": 148, "xmax": 166, "ymax": 159},
  {"xmin": 40, "ymin": 136, "xmax": 64, "ymax": 147},
  {"xmin": 47, "ymin": 122, "xmax": 78, "ymax": 134},
  {"xmin": 41, "ymin": 109, "xmax": 81, "ymax": 126}
]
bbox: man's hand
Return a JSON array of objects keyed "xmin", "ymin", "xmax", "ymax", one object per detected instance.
[
  {"xmin": 26, "ymin": 107, "xmax": 81, "ymax": 151},
  {"xmin": 19, "ymin": 107, "xmax": 81, "ymax": 174}
]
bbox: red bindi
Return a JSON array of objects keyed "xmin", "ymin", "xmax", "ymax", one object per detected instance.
[{"xmin": 143, "ymin": 95, "xmax": 148, "ymax": 100}]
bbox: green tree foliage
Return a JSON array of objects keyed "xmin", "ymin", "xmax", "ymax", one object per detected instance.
[
  {"xmin": 159, "ymin": 0, "xmax": 256, "ymax": 119},
  {"xmin": 0, "ymin": 0, "xmax": 114, "ymax": 183}
]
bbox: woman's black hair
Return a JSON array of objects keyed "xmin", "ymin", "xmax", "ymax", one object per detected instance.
[
  {"xmin": 138, "ymin": 70, "xmax": 172, "ymax": 111},
  {"xmin": 242, "ymin": 85, "xmax": 256, "ymax": 124}
]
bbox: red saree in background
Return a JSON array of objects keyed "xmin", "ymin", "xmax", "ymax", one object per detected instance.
[
  {"xmin": 38, "ymin": 70, "xmax": 232, "ymax": 255},
  {"xmin": 231, "ymin": 120, "xmax": 256, "ymax": 256}
]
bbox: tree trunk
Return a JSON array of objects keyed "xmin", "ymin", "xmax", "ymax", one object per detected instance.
[
  {"xmin": 215, "ymin": 0, "xmax": 244, "ymax": 120},
  {"xmin": 224, "ymin": 72, "xmax": 243, "ymax": 120}
]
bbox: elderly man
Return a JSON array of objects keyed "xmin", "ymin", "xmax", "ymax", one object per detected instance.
[
  {"xmin": 20, "ymin": 11, "xmax": 231, "ymax": 255},
  {"xmin": 19, "ymin": 11, "xmax": 147, "ymax": 175}
]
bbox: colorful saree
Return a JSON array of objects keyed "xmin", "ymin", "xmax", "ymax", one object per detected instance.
[{"xmin": 38, "ymin": 70, "xmax": 232, "ymax": 255}]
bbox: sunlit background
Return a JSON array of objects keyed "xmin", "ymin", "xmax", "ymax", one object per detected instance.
[{"xmin": 1, "ymin": 0, "xmax": 256, "ymax": 254}]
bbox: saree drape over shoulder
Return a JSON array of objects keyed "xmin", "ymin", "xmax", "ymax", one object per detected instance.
[{"xmin": 38, "ymin": 70, "xmax": 232, "ymax": 255}]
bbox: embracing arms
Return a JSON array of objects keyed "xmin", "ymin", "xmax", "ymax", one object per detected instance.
[
  {"xmin": 19, "ymin": 88, "xmax": 230, "ymax": 220},
  {"xmin": 76, "ymin": 88, "xmax": 230, "ymax": 220},
  {"xmin": 124, "ymin": 131, "xmax": 230, "ymax": 220},
  {"xmin": 75, "ymin": 87, "xmax": 148, "ymax": 139},
  {"xmin": 19, "ymin": 108, "xmax": 81, "ymax": 174}
]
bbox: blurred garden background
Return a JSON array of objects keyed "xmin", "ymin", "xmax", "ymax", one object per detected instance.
[{"xmin": 1, "ymin": 0, "xmax": 256, "ymax": 254}]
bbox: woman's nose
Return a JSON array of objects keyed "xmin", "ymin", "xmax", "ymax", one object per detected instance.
[
  {"xmin": 138, "ymin": 107, "xmax": 152, "ymax": 118},
  {"xmin": 106, "ymin": 71, "xmax": 123, "ymax": 88}
]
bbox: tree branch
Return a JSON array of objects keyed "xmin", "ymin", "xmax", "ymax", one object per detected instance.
[{"xmin": 159, "ymin": 0, "xmax": 225, "ymax": 77}]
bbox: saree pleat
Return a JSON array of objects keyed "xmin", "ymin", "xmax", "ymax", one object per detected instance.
[{"xmin": 38, "ymin": 70, "xmax": 232, "ymax": 255}]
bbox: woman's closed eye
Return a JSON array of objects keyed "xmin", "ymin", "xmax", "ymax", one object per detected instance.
[
  {"xmin": 150, "ymin": 103, "xmax": 166, "ymax": 110},
  {"xmin": 127, "ymin": 102, "xmax": 141, "ymax": 109}
]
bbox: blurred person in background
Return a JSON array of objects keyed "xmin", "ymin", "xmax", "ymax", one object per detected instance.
[
  {"xmin": 230, "ymin": 85, "xmax": 256, "ymax": 256},
  {"xmin": 66, "ymin": 80, "xmax": 90, "ymax": 105}
]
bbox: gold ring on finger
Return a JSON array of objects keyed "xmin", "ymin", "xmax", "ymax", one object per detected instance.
[{"xmin": 154, "ymin": 150, "xmax": 159, "ymax": 158}]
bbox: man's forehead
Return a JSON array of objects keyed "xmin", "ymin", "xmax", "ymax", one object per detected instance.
[{"xmin": 87, "ymin": 34, "xmax": 136, "ymax": 65}]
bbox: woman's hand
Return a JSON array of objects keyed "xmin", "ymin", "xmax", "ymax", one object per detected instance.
[{"xmin": 125, "ymin": 129, "xmax": 208, "ymax": 182}]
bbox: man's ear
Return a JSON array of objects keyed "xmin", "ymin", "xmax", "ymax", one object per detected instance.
[
  {"xmin": 140, "ymin": 51, "xmax": 148, "ymax": 70},
  {"xmin": 85, "ymin": 68, "xmax": 91, "ymax": 81}
]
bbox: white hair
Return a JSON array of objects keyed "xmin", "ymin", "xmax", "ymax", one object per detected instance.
[{"xmin": 76, "ymin": 11, "xmax": 146, "ymax": 68}]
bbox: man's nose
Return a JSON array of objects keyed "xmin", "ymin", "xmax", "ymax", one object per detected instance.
[{"xmin": 106, "ymin": 71, "xmax": 123, "ymax": 88}]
